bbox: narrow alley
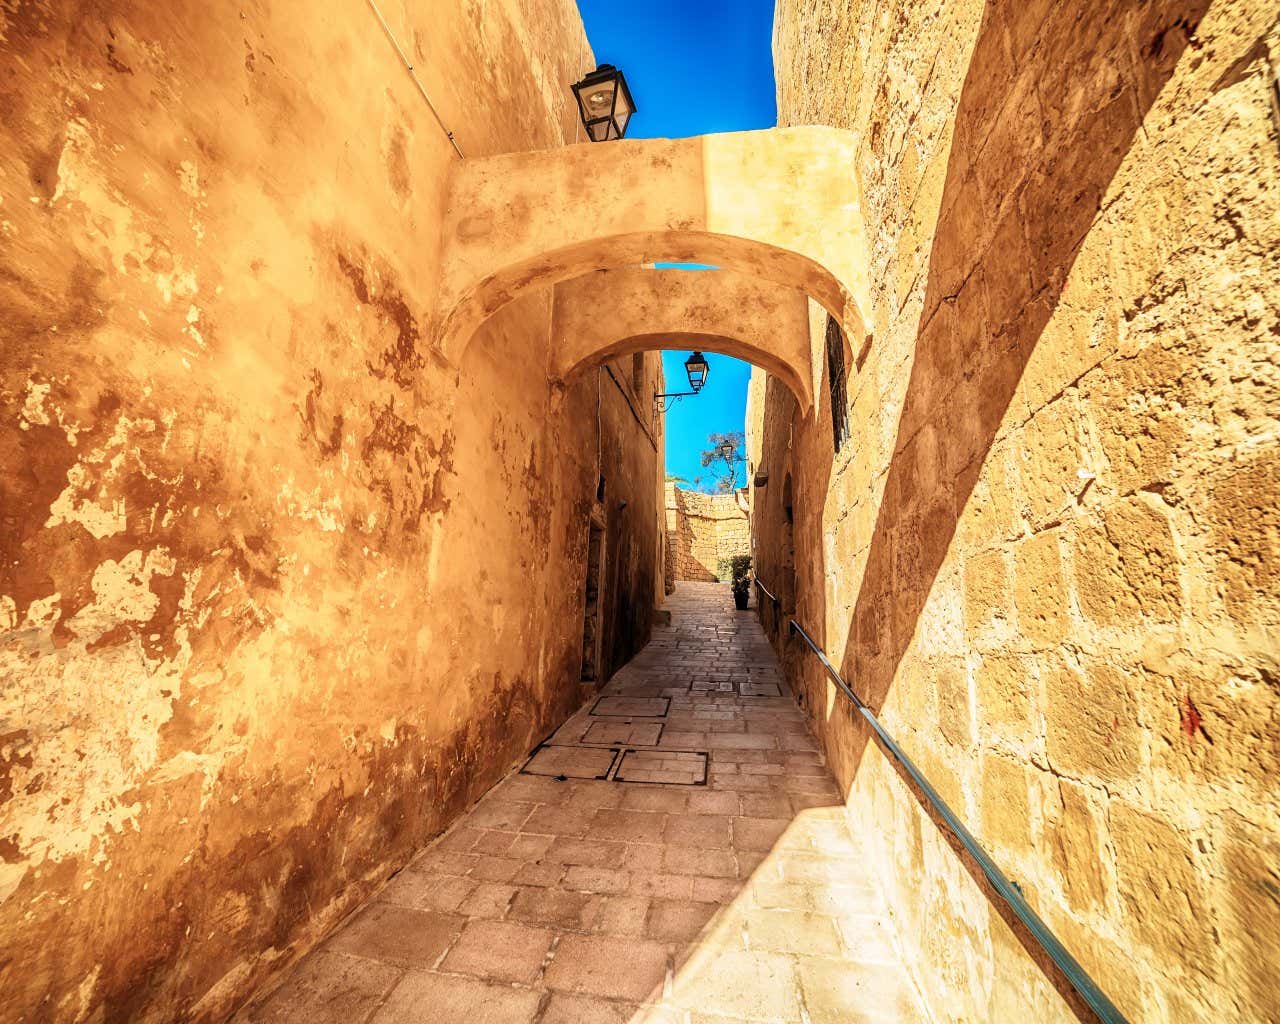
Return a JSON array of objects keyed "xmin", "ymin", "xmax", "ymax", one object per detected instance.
[
  {"xmin": 4, "ymin": 1, "xmax": 1277, "ymax": 1021},
  {"xmin": 242, "ymin": 583, "xmax": 925, "ymax": 1024}
]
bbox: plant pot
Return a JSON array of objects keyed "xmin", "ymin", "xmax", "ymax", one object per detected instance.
[{"xmin": 733, "ymin": 588, "xmax": 750, "ymax": 610}]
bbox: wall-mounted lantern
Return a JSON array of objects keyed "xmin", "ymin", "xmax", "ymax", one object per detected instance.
[
  {"xmin": 572, "ymin": 63, "xmax": 636, "ymax": 142},
  {"xmin": 655, "ymin": 351, "xmax": 710, "ymax": 414},
  {"xmin": 684, "ymin": 351, "xmax": 709, "ymax": 392}
]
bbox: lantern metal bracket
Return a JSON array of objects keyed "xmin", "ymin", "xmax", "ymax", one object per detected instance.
[
  {"xmin": 653, "ymin": 389, "xmax": 701, "ymax": 415},
  {"xmin": 654, "ymin": 350, "xmax": 709, "ymax": 414}
]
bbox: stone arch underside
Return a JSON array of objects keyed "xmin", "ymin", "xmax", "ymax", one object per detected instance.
[
  {"xmin": 551, "ymin": 269, "xmax": 815, "ymax": 412},
  {"xmin": 436, "ymin": 127, "xmax": 870, "ymax": 365}
]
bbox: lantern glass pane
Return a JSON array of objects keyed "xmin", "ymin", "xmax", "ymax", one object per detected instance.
[
  {"xmin": 685, "ymin": 354, "xmax": 708, "ymax": 389},
  {"xmin": 587, "ymin": 119, "xmax": 611, "ymax": 142},
  {"xmin": 613, "ymin": 81, "xmax": 634, "ymax": 117},
  {"xmin": 579, "ymin": 79, "xmax": 618, "ymax": 122}
]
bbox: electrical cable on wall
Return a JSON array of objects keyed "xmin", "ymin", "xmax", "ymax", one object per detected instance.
[{"xmin": 365, "ymin": 0, "xmax": 465, "ymax": 158}]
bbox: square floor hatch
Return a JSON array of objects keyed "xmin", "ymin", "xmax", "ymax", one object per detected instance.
[
  {"xmin": 739, "ymin": 681, "xmax": 782, "ymax": 697},
  {"xmin": 591, "ymin": 696, "xmax": 670, "ymax": 718},
  {"xmin": 613, "ymin": 748, "xmax": 708, "ymax": 786},
  {"xmin": 690, "ymin": 680, "xmax": 736, "ymax": 693},
  {"xmin": 521, "ymin": 744, "xmax": 618, "ymax": 780}
]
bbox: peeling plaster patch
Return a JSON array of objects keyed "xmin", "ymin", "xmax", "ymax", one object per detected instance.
[
  {"xmin": 149, "ymin": 750, "xmax": 222, "ymax": 810},
  {"xmin": 276, "ymin": 478, "xmax": 345, "ymax": 532},
  {"xmin": 46, "ymin": 462, "xmax": 127, "ymax": 538},
  {"xmin": 51, "ymin": 119, "xmax": 199, "ymax": 299},
  {"xmin": 51, "ymin": 120, "xmax": 136, "ymax": 262},
  {"xmin": 184, "ymin": 304, "xmax": 205, "ymax": 348},
  {"xmin": 0, "ymin": 550, "xmax": 193, "ymax": 870},
  {"xmin": 45, "ymin": 413, "xmax": 173, "ymax": 537},
  {"xmin": 0, "ymin": 595, "xmax": 15, "ymax": 629},
  {"xmin": 178, "ymin": 160, "xmax": 201, "ymax": 199},
  {"xmin": 66, "ymin": 548, "xmax": 177, "ymax": 642},
  {"xmin": 20, "ymin": 379, "xmax": 51, "ymax": 426},
  {"xmin": 25, "ymin": 593, "xmax": 62, "ymax": 628},
  {"xmin": 18, "ymin": 378, "xmax": 85, "ymax": 444},
  {"xmin": 179, "ymin": 160, "xmax": 207, "ymax": 242},
  {"xmin": 68, "ymin": 966, "xmax": 102, "ymax": 1022},
  {"xmin": 156, "ymin": 261, "xmax": 199, "ymax": 304}
]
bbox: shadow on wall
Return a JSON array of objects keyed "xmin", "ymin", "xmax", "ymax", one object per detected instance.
[{"xmin": 807, "ymin": 1, "xmax": 1209, "ymax": 1018}]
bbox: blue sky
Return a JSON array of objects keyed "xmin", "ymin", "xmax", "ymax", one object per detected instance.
[{"xmin": 576, "ymin": 0, "xmax": 777, "ymax": 490}]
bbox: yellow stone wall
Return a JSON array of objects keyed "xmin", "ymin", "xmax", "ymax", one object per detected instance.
[
  {"xmin": 0, "ymin": 2, "xmax": 665, "ymax": 1021},
  {"xmin": 754, "ymin": 1, "xmax": 1280, "ymax": 1021},
  {"xmin": 666, "ymin": 484, "xmax": 750, "ymax": 582}
]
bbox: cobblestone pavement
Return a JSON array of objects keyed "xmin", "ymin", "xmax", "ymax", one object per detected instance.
[{"xmin": 242, "ymin": 583, "xmax": 926, "ymax": 1024}]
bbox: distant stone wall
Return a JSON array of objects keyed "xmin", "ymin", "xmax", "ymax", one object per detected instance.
[{"xmin": 665, "ymin": 484, "xmax": 750, "ymax": 581}]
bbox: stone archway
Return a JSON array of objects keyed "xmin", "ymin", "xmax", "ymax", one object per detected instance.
[
  {"xmin": 550, "ymin": 269, "xmax": 816, "ymax": 412},
  {"xmin": 435, "ymin": 127, "xmax": 870, "ymax": 367}
]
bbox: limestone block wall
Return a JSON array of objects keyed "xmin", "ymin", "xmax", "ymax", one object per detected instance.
[
  {"xmin": 665, "ymin": 484, "xmax": 750, "ymax": 581},
  {"xmin": 0, "ymin": 3, "xmax": 664, "ymax": 1022},
  {"xmin": 758, "ymin": 1, "xmax": 1280, "ymax": 1021}
]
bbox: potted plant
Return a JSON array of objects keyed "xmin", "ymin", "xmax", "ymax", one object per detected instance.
[{"xmin": 729, "ymin": 554, "xmax": 752, "ymax": 610}]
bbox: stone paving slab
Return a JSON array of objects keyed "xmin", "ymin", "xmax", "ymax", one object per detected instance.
[
  {"xmin": 239, "ymin": 583, "xmax": 927, "ymax": 1024},
  {"xmin": 584, "ymin": 720, "xmax": 665, "ymax": 746},
  {"xmin": 523, "ymin": 745, "xmax": 618, "ymax": 779}
]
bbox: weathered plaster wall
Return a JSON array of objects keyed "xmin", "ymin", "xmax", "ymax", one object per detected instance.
[
  {"xmin": 665, "ymin": 485, "xmax": 750, "ymax": 582},
  {"xmin": 0, "ymin": 2, "xmax": 662, "ymax": 1022},
  {"xmin": 756, "ymin": 1, "xmax": 1280, "ymax": 1021}
]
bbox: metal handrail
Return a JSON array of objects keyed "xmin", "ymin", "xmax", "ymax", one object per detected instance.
[
  {"xmin": 787, "ymin": 618, "xmax": 1128, "ymax": 1024},
  {"xmin": 754, "ymin": 577, "xmax": 781, "ymax": 608}
]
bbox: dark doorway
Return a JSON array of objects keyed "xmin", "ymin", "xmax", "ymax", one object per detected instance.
[
  {"xmin": 580, "ymin": 517, "xmax": 606, "ymax": 682},
  {"xmin": 781, "ymin": 473, "xmax": 796, "ymax": 620}
]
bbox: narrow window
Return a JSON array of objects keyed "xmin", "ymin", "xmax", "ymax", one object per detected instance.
[
  {"xmin": 631, "ymin": 352, "xmax": 645, "ymax": 395},
  {"xmin": 825, "ymin": 315, "xmax": 850, "ymax": 452}
]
